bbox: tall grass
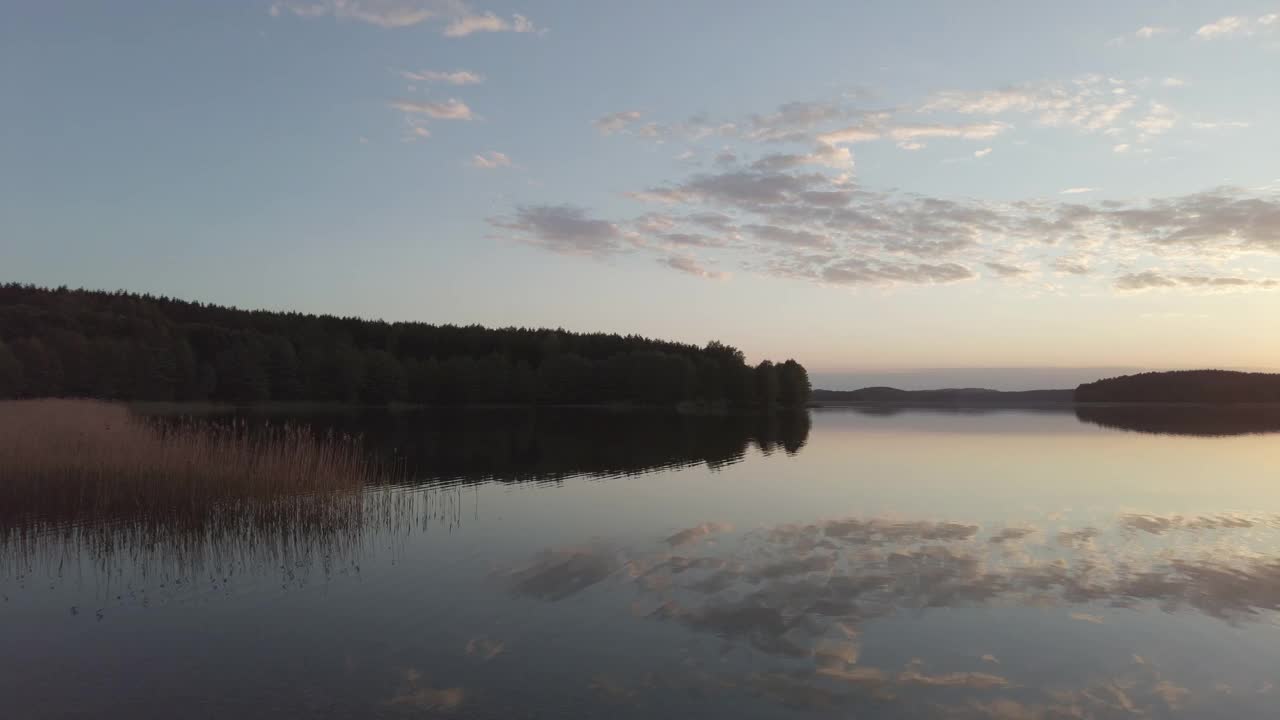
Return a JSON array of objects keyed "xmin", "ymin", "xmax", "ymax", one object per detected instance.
[{"xmin": 0, "ymin": 399, "xmax": 434, "ymax": 581}]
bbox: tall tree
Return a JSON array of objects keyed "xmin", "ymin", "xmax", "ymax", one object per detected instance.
[
  {"xmin": 777, "ymin": 359, "xmax": 812, "ymax": 407},
  {"xmin": 755, "ymin": 360, "xmax": 779, "ymax": 407}
]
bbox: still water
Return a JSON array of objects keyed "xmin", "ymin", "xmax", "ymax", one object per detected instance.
[{"xmin": 5, "ymin": 406, "xmax": 1280, "ymax": 718}]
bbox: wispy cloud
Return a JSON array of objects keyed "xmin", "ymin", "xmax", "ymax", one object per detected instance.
[
  {"xmin": 985, "ymin": 261, "xmax": 1029, "ymax": 278},
  {"xmin": 1191, "ymin": 120, "xmax": 1251, "ymax": 130},
  {"xmin": 974, "ymin": 147, "xmax": 993, "ymax": 158},
  {"xmin": 443, "ymin": 11, "xmax": 537, "ymax": 37},
  {"xmin": 1133, "ymin": 102, "xmax": 1177, "ymax": 141},
  {"xmin": 594, "ymin": 110, "xmax": 643, "ymax": 136},
  {"xmin": 1117, "ymin": 271, "xmax": 1279, "ymax": 292},
  {"xmin": 270, "ymin": 1, "xmax": 541, "ymax": 36},
  {"xmin": 490, "ymin": 205, "xmax": 628, "ymax": 256},
  {"xmin": 390, "ymin": 98, "xmax": 474, "ymax": 120},
  {"xmin": 401, "ymin": 69, "xmax": 484, "ymax": 85},
  {"xmin": 923, "ymin": 76, "xmax": 1137, "ymax": 133},
  {"xmin": 660, "ymin": 255, "xmax": 729, "ymax": 280},
  {"xmin": 470, "ymin": 151, "xmax": 512, "ymax": 169},
  {"xmin": 1195, "ymin": 12, "xmax": 1278, "ymax": 39},
  {"xmin": 1060, "ymin": 187, "xmax": 1096, "ymax": 194},
  {"xmin": 1196, "ymin": 15, "xmax": 1250, "ymax": 39},
  {"xmin": 1109, "ymin": 25, "xmax": 1173, "ymax": 46}
]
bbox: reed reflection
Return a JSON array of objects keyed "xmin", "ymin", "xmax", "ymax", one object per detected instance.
[
  {"xmin": 181, "ymin": 406, "xmax": 813, "ymax": 484},
  {"xmin": 1, "ymin": 402, "xmax": 810, "ymax": 586}
]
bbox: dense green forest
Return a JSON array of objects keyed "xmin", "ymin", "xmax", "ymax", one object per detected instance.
[
  {"xmin": 0, "ymin": 284, "xmax": 810, "ymax": 407},
  {"xmin": 1075, "ymin": 370, "xmax": 1280, "ymax": 403}
]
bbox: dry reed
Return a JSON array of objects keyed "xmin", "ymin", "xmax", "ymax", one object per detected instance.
[{"xmin": 0, "ymin": 399, "xmax": 423, "ymax": 580}]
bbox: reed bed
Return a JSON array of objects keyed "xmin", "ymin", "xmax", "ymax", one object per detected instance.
[{"xmin": 0, "ymin": 399, "xmax": 434, "ymax": 581}]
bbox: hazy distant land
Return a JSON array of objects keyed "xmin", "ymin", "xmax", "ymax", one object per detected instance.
[{"xmin": 813, "ymin": 370, "xmax": 1280, "ymax": 407}]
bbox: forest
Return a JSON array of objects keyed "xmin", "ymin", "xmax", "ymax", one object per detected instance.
[
  {"xmin": 1075, "ymin": 370, "xmax": 1280, "ymax": 403},
  {"xmin": 0, "ymin": 284, "xmax": 811, "ymax": 408}
]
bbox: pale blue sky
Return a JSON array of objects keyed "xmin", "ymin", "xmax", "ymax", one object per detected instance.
[{"xmin": 4, "ymin": 1, "xmax": 1280, "ymax": 386}]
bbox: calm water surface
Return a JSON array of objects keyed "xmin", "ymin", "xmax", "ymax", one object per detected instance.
[{"xmin": 5, "ymin": 406, "xmax": 1280, "ymax": 718}]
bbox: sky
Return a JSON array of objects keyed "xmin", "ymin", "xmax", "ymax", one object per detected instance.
[{"xmin": 4, "ymin": 1, "xmax": 1280, "ymax": 389}]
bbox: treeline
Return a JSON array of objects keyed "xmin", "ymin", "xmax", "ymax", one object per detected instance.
[
  {"xmin": 812, "ymin": 387, "xmax": 1074, "ymax": 403},
  {"xmin": 1075, "ymin": 370, "xmax": 1280, "ymax": 403},
  {"xmin": 0, "ymin": 284, "xmax": 811, "ymax": 407}
]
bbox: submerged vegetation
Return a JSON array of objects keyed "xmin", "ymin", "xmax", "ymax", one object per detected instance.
[{"xmin": 0, "ymin": 283, "xmax": 810, "ymax": 408}]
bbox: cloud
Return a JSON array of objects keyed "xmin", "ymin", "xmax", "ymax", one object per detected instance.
[
  {"xmin": 636, "ymin": 169, "xmax": 826, "ymax": 209},
  {"xmin": 271, "ymin": 0, "xmax": 444, "ymax": 27},
  {"xmin": 1192, "ymin": 120, "xmax": 1251, "ymax": 130},
  {"xmin": 974, "ymin": 147, "xmax": 992, "ymax": 158},
  {"xmin": 390, "ymin": 98, "xmax": 474, "ymax": 120},
  {"xmin": 923, "ymin": 76, "xmax": 1138, "ymax": 133},
  {"xmin": 490, "ymin": 205, "xmax": 628, "ymax": 256},
  {"xmin": 594, "ymin": 111, "xmax": 643, "ymax": 135},
  {"xmin": 887, "ymin": 122, "xmax": 1010, "ymax": 143},
  {"xmin": 470, "ymin": 150, "xmax": 512, "ymax": 169},
  {"xmin": 660, "ymin": 255, "xmax": 729, "ymax": 280},
  {"xmin": 444, "ymin": 11, "xmax": 537, "ymax": 37},
  {"xmin": 1161, "ymin": 77, "xmax": 1187, "ymax": 88},
  {"xmin": 747, "ymin": 101, "xmax": 847, "ymax": 142},
  {"xmin": 1113, "ymin": 143, "xmax": 1131, "ymax": 153},
  {"xmin": 1134, "ymin": 102, "xmax": 1177, "ymax": 140},
  {"xmin": 401, "ymin": 69, "xmax": 484, "ymax": 85},
  {"xmin": 820, "ymin": 259, "xmax": 975, "ymax": 286},
  {"xmin": 746, "ymin": 224, "xmax": 835, "ymax": 250},
  {"xmin": 751, "ymin": 143, "xmax": 853, "ymax": 171},
  {"xmin": 1051, "ymin": 257, "xmax": 1091, "ymax": 275},
  {"xmin": 270, "ymin": 1, "xmax": 540, "ymax": 36},
  {"xmin": 511, "ymin": 97, "xmax": 1280, "ymax": 292},
  {"xmin": 1108, "ymin": 25, "xmax": 1173, "ymax": 46},
  {"xmin": 984, "ymin": 261, "xmax": 1029, "ymax": 278},
  {"xmin": 1194, "ymin": 13, "xmax": 1280, "ymax": 40},
  {"xmin": 816, "ymin": 126, "xmax": 881, "ymax": 145},
  {"xmin": 1116, "ymin": 271, "xmax": 1279, "ymax": 292},
  {"xmin": 405, "ymin": 125, "xmax": 431, "ymax": 140},
  {"xmin": 1196, "ymin": 15, "xmax": 1250, "ymax": 39}
]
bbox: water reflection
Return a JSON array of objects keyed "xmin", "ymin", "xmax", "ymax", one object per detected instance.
[
  {"xmin": 505, "ymin": 511, "xmax": 1280, "ymax": 716},
  {"xmin": 157, "ymin": 406, "xmax": 813, "ymax": 483},
  {"xmin": 2, "ymin": 409, "xmax": 811, "ymax": 588},
  {"xmin": 10, "ymin": 406, "xmax": 1280, "ymax": 718},
  {"xmin": 1076, "ymin": 404, "xmax": 1280, "ymax": 436}
]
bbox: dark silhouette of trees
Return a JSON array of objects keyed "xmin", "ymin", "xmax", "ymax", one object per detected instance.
[
  {"xmin": 0, "ymin": 341, "xmax": 22, "ymax": 399},
  {"xmin": 754, "ymin": 360, "xmax": 779, "ymax": 407},
  {"xmin": 777, "ymin": 359, "xmax": 812, "ymax": 407},
  {"xmin": 1075, "ymin": 370, "xmax": 1280, "ymax": 404},
  {"xmin": 0, "ymin": 284, "xmax": 812, "ymax": 408}
]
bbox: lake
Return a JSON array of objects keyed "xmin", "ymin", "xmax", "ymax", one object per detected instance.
[{"xmin": 5, "ymin": 405, "xmax": 1280, "ymax": 718}]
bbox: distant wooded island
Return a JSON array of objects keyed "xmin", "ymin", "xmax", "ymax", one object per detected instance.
[
  {"xmin": 1074, "ymin": 370, "xmax": 1280, "ymax": 403},
  {"xmin": 812, "ymin": 387, "xmax": 1075, "ymax": 404},
  {"xmin": 813, "ymin": 370, "xmax": 1280, "ymax": 406},
  {"xmin": 0, "ymin": 284, "xmax": 809, "ymax": 408}
]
